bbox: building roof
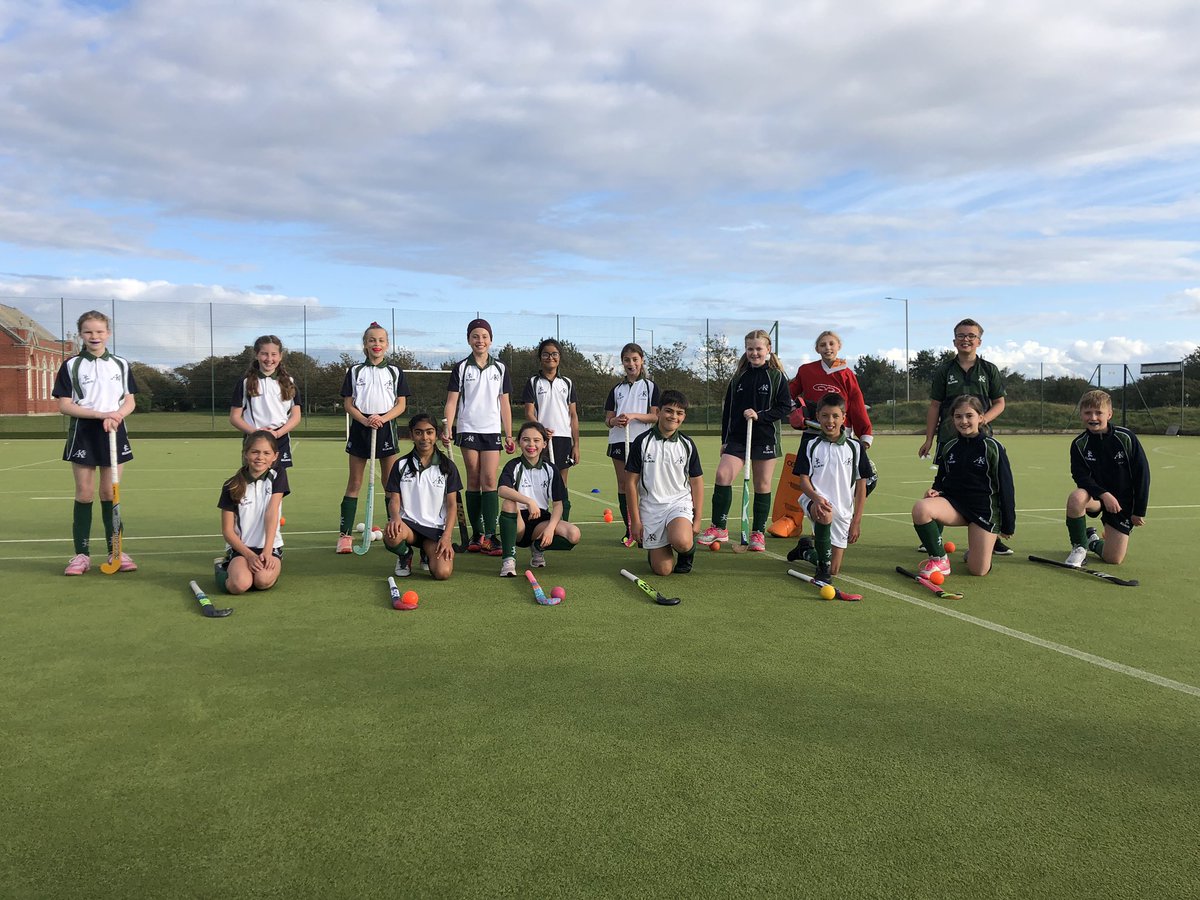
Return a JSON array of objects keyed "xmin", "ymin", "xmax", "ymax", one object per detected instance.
[{"xmin": 0, "ymin": 303, "xmax": 61, "ymax": 345}]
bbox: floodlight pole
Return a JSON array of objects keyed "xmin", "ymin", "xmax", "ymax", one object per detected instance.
[
  {"xmin": 636, "ymin": 327, "xmax": 655, "ymax": 351},
  {"xmin": 886, "ymin": 296, "xmax": 910, "ymax": 402}
]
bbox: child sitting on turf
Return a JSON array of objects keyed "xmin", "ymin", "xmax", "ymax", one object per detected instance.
[
  {"xmin": 497, "ymin": 421, "xmax": 581, "ymax": 577},
  {"xmin": 625, "ymin": 390, "xmax": 704, "ymax": 576},
  {"xmin": 912, "ymin": 395, "xmax": 1015, "ymax": 578},
  {"xmin": 786, "ymin": 393, "xmax": 873, "ymax": 581},
  {"xmin": 53, "ymin": 309, "xmax": 139, "ymax": 576},
  {"xmin": 384, "ymin": 414, "xmax": 462, "ymax": 580},
  {"xmin": 217, "ymin": 430, "xmax": 288, "ymax": 595},
  {"xmin": 1063, "ymin": 389, "xmax": 1150, "ymax": 567}
]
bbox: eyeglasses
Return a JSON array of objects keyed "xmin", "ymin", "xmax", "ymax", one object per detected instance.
[
  {"xmin": 541, "ymin": 352, "xmax": 560, "ymax": 359},
  {"xmin": 954, "ymin": 333, "xmax": 980, "ymax": 342}
]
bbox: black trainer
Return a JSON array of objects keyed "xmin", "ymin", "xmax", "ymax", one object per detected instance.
[
  {"xmin": 786, "ymin": 536, "xmax": 813, "ymax": 563},
  {"xmin": 674, "ymin": 550, "xmax": 695, "ymax": 574},
  {"xmin": 993, "ymin": 539, "xmax": 1014, "ymax": 556}
]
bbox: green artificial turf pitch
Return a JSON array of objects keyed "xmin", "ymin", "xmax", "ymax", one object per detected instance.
[{"xmin": 2, "ymin": 434, "xmax": 1199, "ymax": 899}]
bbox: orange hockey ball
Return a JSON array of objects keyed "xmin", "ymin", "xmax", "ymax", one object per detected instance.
[
  {"xmin": 710, "ymin": 541, "xmax": 721, "ymax": 552},
  {"xmin": 928, "ymin": 571, "xmax": 945, "ymax": 585},
  {"xmin": 943, "ymin": 541, "xmax": 956, "ymax": 553}
]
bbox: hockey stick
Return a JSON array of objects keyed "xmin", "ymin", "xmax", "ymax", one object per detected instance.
[
  {"xmin": 99, "ymin": 428, "xmax": 124, "ymax": 574},
  {"xmin": 895, "ymin": 565, "xmax": 964, "ymax": 601},
  {"xmin": 354, "ymin": 427, "xmax": 377, "ymax": 555},
  {"xmin": 1028, "ymin": 555, "xmax": 1139, "ymax": 587},
  {"xmin": 730, "ymin": 417, "xmax": 754, "ymax": 553},
  {"xmin": 189, "ymin": 580, "xmax": 233, "ymax": 618},
  {"xmin": 787, "ymin": 568, "xmax": 863, "ymax": 601},
  {"xmin": 619, "ymin": 568, "xmax": 680, "ymax": 606},
  {"xmin": 443, "ymin": 420, "xmax": 470, "ymax": 553},
  {"xmin": 525, "ymin": 569, "xmax": 560, "ymax": 606}
]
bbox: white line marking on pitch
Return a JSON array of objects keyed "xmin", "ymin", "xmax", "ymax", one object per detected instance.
[{"xmin": 763, "ymin": 548, "xmax": 1200, "ymax": 700}]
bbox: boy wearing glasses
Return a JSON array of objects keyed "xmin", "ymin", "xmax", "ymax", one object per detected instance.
[{"xmin": 917, "ymin": 318, "xmax": 1011, "ymax": 554}]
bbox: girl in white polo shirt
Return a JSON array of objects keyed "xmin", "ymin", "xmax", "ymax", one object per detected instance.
[
  {"xmin": 230, "ymin": 335, "xmax": 301, "ymax": 469},
  {"xmin": 335, "ymin": 322, "xmax": 411, "ymax": 553},
  {"xmin": 441, "ymin": 319, "xmax": 513, "ymax": 556},
  {"xmin": 384, "ymin": 414, "xmax": 462, "ymax": 581},
  {"xmin": 53, "ymin": 310, "xmax": 139, "ymax": 576},
  {"xmin": 217, "ymin": 430, "xmax": 289, "ymax": 595}
]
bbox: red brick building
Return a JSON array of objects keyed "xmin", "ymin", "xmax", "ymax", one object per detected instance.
[{"xmin": 0, "ymin": 304, "xmax": 73, "ymax": 415}]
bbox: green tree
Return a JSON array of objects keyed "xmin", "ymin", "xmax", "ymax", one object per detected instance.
[
  {"xmin": 853, "ymin": 354, "xmax": 903, "ymax": 406},
  {"xmin": 909, "ymin": 348, "xmax": 955, "ymax": 387}
]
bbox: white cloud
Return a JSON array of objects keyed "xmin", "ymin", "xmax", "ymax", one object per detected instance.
[{"xmin": 1, "ymin": 0, "xmax": 1199, "ymax": 286}]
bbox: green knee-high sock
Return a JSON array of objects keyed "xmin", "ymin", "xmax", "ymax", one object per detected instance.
[
  {"xmin": 466, "ymin": 490, "xmax": 483, "ymax": 536},
  {"xmin": 500, "ymin": 510, "xmax": 518, "ymax": 558},
  {"xmin": 101, "ymin": 501, "xmax": 115, "ymax": 555},
  {"xmin": 915, "ymin": 521, "xmax": 944, "ymax": 557},
  {"xmin": 339, "ymin": 496, "xmax": 358, "ymax": 535},
  {"xmin": 618, "ymin": 494, "xmax": 630, "ymax": 535},
  {"xmin": 549, "ymin": 534, "xmax": 575, "ymax": 551},
  {"xmin": 482, "ymin": 490, "xmax": 500, "ymax": 536},
  {"xmin": 1088, "ymin": 531, "xmax": 1105, "ymax": 556},
  {"xmin": 813, "ymin": 521, "xmax": 833, "ymax": 569},
  {"xmin": 562, "ymin": 497, "xmax": 572, "ymax": 521},
  {"xmin": 712, "ymin": 484, "xmax": 733, "ymax": 529},
  {"xmin": 1066, "ymin": 515, "xmax": 1088, "ymax": 548},
  {"xmin": 752, "ymin": 493, "xmax": 772, "ymax": 533},
  {"xmin": 72, "ymin": 501, "xmax": 93, "ymax": 555}
]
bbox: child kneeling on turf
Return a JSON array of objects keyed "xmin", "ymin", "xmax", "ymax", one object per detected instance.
[
  {"xmin": 912, "ymin": 395, "xmax": 1015, "ymax": 578},
  {"xmin": 217, "ymin": 431, "xmax": 288, "ymax": 595},
  {"xmin": 1063, "ymin": 389, "xmax": 1149, "ymax": 567},
  {"xmin": 384, "ymin": 414, "xmax": 462, "ymax": 580},
  {"xmin": 786, "ymin": 393, "xmax": 872, "ymax": 581},
  {"xmin": 626, "ymin": 390, "xmax": 704, "ymax": 576},
  {"xmin": 497, "ymin": 421, "xmax": 581, "ymax": 577}
]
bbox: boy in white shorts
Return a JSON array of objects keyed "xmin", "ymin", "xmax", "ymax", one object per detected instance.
[
  {"xmin": 786, "ymin": 393, "xmax": 872, "ymax": 581},
  {"xmin": 625, "ymin": 390, "xmax": 704, "ymax": 576}
]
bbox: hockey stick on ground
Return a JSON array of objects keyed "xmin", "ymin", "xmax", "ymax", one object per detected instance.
[
  {"xmin": 99, "ymin": 428, "xmax": 124, "ymax": 574},
  {"xmin": 895, "ymin": 565, "xmax": 964, "ymax": 601},
  {"xmin": 189, "ymin": 580, "xmax": 233, "ymax": 617},
  {"xmin": 1028, "ymin": 555, "xmax": 1139, "ymax": 587},
  {"xmin": 526, "ymin": 569, "xmax": 560, "ymax": 606},
  {"xmin": 787, "ymin": 568, "xmax": 863, "ymax": 601},
  {"xmin": 354, "ymin": 427, "xmax": 377, "ymax": 556},
  {"xmin": 619, "ymin": 568, "xmax": 680, "ymax": 606}
]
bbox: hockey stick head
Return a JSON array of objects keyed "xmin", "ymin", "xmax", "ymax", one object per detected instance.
[
  {"xmin": 189, "ymin": 580, "xmax": 233, "ymax": 617},
  {"xmin": 619, "ymin": 568, "xmax": 680, "ymax": 605}
]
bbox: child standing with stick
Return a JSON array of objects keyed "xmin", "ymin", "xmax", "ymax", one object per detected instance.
[
  {"xmin": 698, "ymin": 329, "xmax": 792, "ymax": 552},
  {"xmin": 335, "ymin": 323, "xmax": 411, "ymax": 553},
  {"xmin": 53, "ymin": 310, "xmax": 138, "ymax": 575}
]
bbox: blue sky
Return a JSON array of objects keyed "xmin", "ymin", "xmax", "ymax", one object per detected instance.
[{"xmin": 1, "ymin": 0, "xmax": 1198, "ymax": 377}]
